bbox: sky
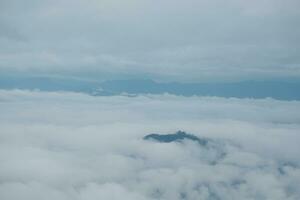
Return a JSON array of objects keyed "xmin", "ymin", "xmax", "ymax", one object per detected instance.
[
  {"xmin": 0, "ymin": 90, "xmax": 300, "ymax": 200},
  {"xmin": 0, "ymin": 0, "xmax": 300, "ymax": 81}
]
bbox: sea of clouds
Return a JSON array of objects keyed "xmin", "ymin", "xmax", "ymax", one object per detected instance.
[{"xmin": 0, "ymin": 90, "xmax": 300, "ymax": 200}]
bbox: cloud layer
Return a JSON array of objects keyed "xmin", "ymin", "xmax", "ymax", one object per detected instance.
[
  {"xmin": 1, "ymin": 0, "xmax": 300, "ymax": 81},
  {"xmin": 0, "ymin": 90, "xmax": 300, "ymax": 199}
]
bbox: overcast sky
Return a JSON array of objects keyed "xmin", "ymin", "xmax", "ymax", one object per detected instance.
[{"xmin": 0, "ymin": 0, "xmax": 300, "ymax": 81}]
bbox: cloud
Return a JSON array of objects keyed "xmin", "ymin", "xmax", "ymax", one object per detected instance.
[
  {"xmin": 0, "ymin": 0, "xmax": 299, "ymax": 81},
  {"xmin": 0, "ymin": 89, "xmax": 300, "ymax": 199}
]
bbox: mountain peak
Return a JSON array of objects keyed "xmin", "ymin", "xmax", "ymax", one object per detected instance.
[{"xmin": 143, "ymin": 131, "xmax": 207, "ymax": 146}]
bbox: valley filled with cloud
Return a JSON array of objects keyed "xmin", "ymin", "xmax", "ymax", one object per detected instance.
[{"xmin": 0, "ymin": 90, "xmax": 299, "ymax": 200}]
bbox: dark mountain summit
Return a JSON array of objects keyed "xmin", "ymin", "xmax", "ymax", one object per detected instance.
[{"xmin": 143, "ymin": 131, "xmax": 207, "ymax": 146}]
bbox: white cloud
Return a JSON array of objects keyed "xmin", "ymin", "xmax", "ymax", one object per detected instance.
[
  {"xmin": 0, "ymin": 0, "xmax": 299, "ymax": 81},
  {"xmin": 0, "ymin": 90, "xmax": 300, "ymax": 199}
]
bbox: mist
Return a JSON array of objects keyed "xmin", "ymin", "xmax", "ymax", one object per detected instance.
[{"xmin": 0, "ymin": 90, "xmax": 299, "ymax": 200}]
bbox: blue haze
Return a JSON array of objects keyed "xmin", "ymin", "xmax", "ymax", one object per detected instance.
[{"xmin": 1, "ymin": 75, "xmax": 299, "ymax": 100}]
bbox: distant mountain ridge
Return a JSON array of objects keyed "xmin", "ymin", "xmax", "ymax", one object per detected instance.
[
  {"xmin": 1, "ymin": 76, "xmax": 300, "ymax": 100},
  {"xmin": 97, "ymin": 79, "xmax": 300, "ymax": 100}
]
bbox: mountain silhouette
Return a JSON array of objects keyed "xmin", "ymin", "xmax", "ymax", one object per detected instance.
[{"xmin": 143, "ymin": 131, "xmax": 207, "ymax": 146}]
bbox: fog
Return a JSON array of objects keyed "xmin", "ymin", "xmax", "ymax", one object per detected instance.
[{"xmin": 0, "ymin": 90, "xmax": 299, "ymax": 199}]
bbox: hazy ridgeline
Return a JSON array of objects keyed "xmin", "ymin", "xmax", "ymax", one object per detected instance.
[{"xmin": 1, "ymin": 76, "xmax": 300, "ymax": 100}]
